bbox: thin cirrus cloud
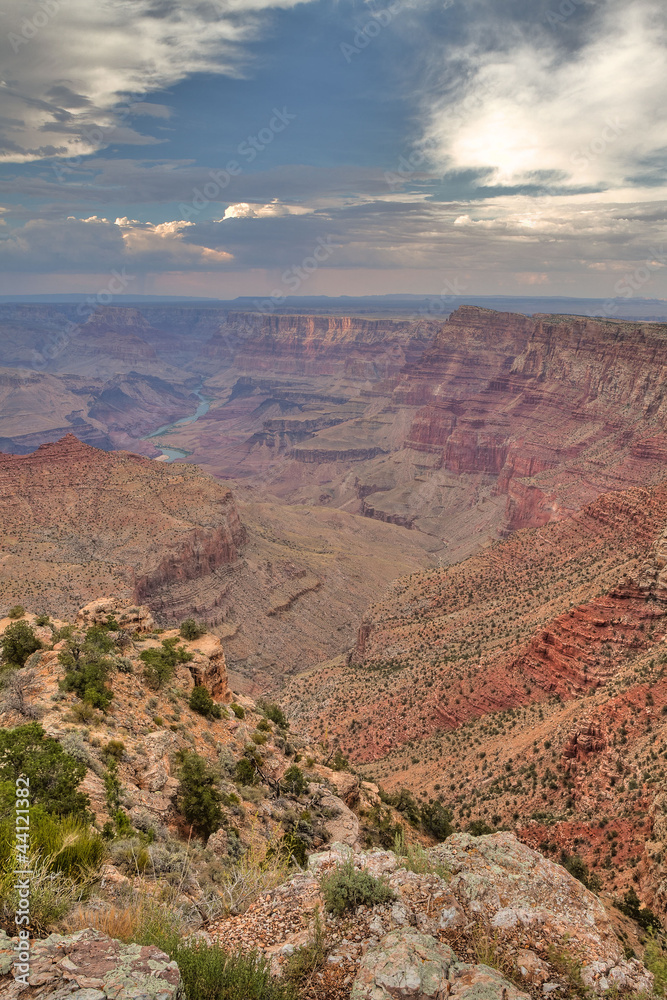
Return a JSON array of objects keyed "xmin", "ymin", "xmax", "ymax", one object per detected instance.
[{"xmin": 0, "ymin": 0, "xmax": 313, "ymax": 162}]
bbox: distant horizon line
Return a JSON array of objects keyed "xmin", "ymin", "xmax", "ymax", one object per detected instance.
[{"xmin": 1, "ymin": 293, "xmax": 666, "ymax": 305}]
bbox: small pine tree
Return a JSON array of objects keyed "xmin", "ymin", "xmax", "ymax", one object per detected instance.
[
  {"xmin": 180, "ymin": 619, "xmax": 205, "ymax": 641},
  {"xmin": 189, "ymin": 685, "xmax": 222, "ymax": 719},
  {"xmin": 0, "ymin": 621, "xmax": 41, "ymax": 668},
  {"xmin": 177, "ymin": 752, "xmax": 223, "ymax": 840}
]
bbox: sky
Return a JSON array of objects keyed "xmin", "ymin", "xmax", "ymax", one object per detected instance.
[{"xmin": 0, "ymin": 0, "xmax": 666, "ymax": 300}]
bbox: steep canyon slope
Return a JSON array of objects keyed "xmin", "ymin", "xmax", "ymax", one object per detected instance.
[
  {"xmin": 0, "ymin": 436, "xmax": 430, "ymax": 686},
  {"xmin": 3, "ymin": 303, "xmax": 666, "ymax": 561},
  {"xmin": 283, "ymin": 479, "xmax": 667, "ymax": 913}
]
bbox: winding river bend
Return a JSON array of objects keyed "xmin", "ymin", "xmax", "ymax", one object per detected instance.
[{"xmin": 143, "ymin": 388, "xmax": 211, "ymax": 462}]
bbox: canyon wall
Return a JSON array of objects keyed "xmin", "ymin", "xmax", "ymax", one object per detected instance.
[{"xmin": 0, "ymin": 435, "xmax": 246, "ymax": 619}]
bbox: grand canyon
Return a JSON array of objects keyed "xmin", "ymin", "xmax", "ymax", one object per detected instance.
[
  {"xmin": 3, "ymin": 298, "xmax": 667, "ymax": 998},
  {"xmin": 5, "ymin": 1, "xmax": 667, "ymax": 996}
]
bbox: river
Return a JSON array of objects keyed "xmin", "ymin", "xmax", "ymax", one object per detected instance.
[{"xmin": 144, "ymin": 388, "xmax": 211, "ymax": 462}]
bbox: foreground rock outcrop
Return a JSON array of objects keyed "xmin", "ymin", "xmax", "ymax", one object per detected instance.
[
  {"xmin": 211, "ymin": 834, "xmax": 653, "ymax": 995},
  {"xmin": 352, "ymin": 927, "xmax": 529, "ymax": 1000},
  {"xmin": 0, "ymin": 929, "xmax": 180, "ymax": 999}
]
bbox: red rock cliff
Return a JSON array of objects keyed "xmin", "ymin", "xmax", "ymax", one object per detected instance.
[{"xmin": 395, "ymin": 306, "xmax": 667, "ymax": 530}]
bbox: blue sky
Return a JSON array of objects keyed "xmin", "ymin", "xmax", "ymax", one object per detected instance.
[{"xmin": 0, "ymin": 0, "xmax": 665, "ymax": 299}]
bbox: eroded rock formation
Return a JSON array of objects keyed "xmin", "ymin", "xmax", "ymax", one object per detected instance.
[{"xmin": 0, "ymin": 436, "xmax": 246, "ymax": 620}]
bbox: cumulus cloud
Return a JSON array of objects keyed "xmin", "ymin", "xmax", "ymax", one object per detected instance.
[
  {"xmin": 220, "ymin": 200, "xmax": 313, "ymax": 219},
  {"xmin": 0, "ymin": 215, "xmax": 233, "ymax": 271},
  {"xmin": 0, "ymin": 0, "xmax": 313, "ymax": 162}
]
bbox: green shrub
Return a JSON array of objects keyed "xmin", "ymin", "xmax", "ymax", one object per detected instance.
[
  {"xmin": 364, "ymin": 804, "xmax": 403, "ymax": 849},
  {"xmin": 258, "ymin": 701, "xmax": 288, "ymax": 729},
  {"xmin": 58, "ymin": 627, "xmax": 115, "ymax": 710},
  {"xmin": 103, "ymin": 759, "xmax": 122, "ymax": 813},
  {"xmin": 421, "ymin": 801, "xmax": 454, "ymax": 841},
  {"xmin": 180, "ymin": 619, "xmax": 205, "ymax": 641},
  {"xmin": 145, "ymin": 934, "xmax": 295, "ymax": 1000},
  {"xmin": 0, "ymin": 723, "xmax": 89, "ymax": 819},
  {"xmin": 615, "ymin": 887, "xmax": 662, "ymax": 931},
  {"xmin": 189, "ymin": 686, "xmax": 223, "ymax": 720},
  {"xmin": 0, "ymin": 809, "xmax": 104, "ymax": 878},
  {"xmin": 380, "ymin": 787, "xmax": 421, "ymax": 825},
  {"xmin": 0, "ymin": 809, "xmax": 104, "ymax": 932},
  {"xmin": 234, "ymin": 758, "xmax": 257, "ymax": 786},
  {"xmin": 230, "ymin": 702, "xmax": 245, "ymax": 719},
  {"xmin": 644, "ymin": 936, "xmax": 667, "ymax": 994},
  {"xmin": 284, "ymin": 909, "xmax": 326, "ymax": 983},
  {"xmin": 282, "ymin": 765, "xmax": 308, "ymax": 797},
  {"xmin": 141, "ymin": 638, "xmax": 193, "ymax": 690},
  {"xmin": 266, "ymin": 832, "xmax": 308, "ymax": 869},
  {"xmin": 7, "ymin": 605, "xmax": 25, "ymax": 620},
  {"xmin": 330, "ymin": 748, "xmax": 349, "ymax": 771},
  {"xmin": 320, "ymin": 860, "xmax": 395, "ymax": 916},
  {"xmin": 102, "ymin": 740, "xmax": 126, "ymax": 763},
  {"xmin": 467, "ymin": 819, "xmax": 495, "ymax": 837},
  {"xmin": 0, "ymin": 621, "xmax": 41, "ymax": 668},
  {"xmin": 177, "ymin": 752, "xmax": 223, "ymax": 840},
  {"xmin": 35, "ymin": 614, "xmax": 51, "ymax": 627}
]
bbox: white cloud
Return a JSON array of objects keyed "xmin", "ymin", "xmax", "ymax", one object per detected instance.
[
  {"xmin": 220, "ymin": 200, "xmax": 314, "ymax": 219},
  {"xmin": 0, "ymin": 214, "xmax": 233, "ymax": 270},
  {"xmin": 116, "ymin": 217, "xmax": 234, "ymax": 264},
  {"xmin": 0, "ymin": 0, "xmax": 313, "ymax": 162},
  {"xmin": 423, "ymin": 0, "xmax": 667, "ymax": 192}
]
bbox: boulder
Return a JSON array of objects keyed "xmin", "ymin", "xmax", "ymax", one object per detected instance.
[
  {"xmin": 207, "ymin": 828, "xmax": 229, "ymax": 857},
  {"xmin": 312, "ymin": 763, "xmax": 359, "ymax": 803},
  {"xmin": 351, "ymin": 927, "xmax": 529, "ymax": 1000},
  {"xmin": 309, "ymin": 784, "xmax": 361, "ymax": 847},
  {"xmin": 77, "ymin": 598, "xmax": 155, "ymax": 633},
  {"xmin": 430, "ymin": 832, "xmax": 652, "ymax": 993},
  {"xmin": 0, "ymin": 928, "xmax": 179, "ymax": 999}
]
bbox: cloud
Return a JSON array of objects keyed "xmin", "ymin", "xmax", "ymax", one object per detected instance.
[
  {"xmin": 0, "ymin": 0, "xmax": 314, "ymax": 162},
  {"xmin": 0, "ymin": 214, "xmax": 233, "ymax": 271},
  {"xmin": 421, "ymin": 0, "xmax": 667, "ymax": 193},
  {"xmin": 220, "ymin": 200, "xmax": 313, "ymax": 219}
]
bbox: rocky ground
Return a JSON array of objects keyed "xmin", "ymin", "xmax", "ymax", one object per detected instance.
[{"xmin": 0, "ymin": 835, "xmax": 657, "ymax": 999}]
